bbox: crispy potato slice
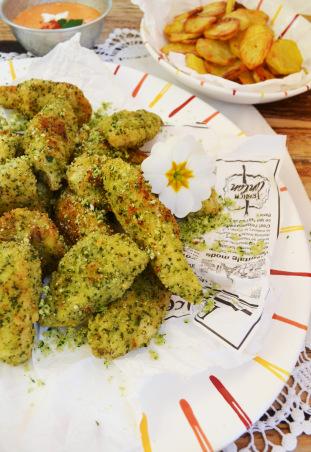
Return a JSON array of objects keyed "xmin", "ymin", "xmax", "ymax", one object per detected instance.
[
  {"xmin": 205, "ymin": 60, "xmax": 246, "ymax": 80},
  {"xmin": 164, "ymin": 9, "xmax": 203, "ymax": 36},
  {"xmin": 185, "ymin": 15, "xmax": 216, "ymax": 34},
  {"xmin": 224, "ymin": 8, "xmax": 251, "ymax": 30},
  {"xmin": 253, "ymin": 65, "xmax": 275, "ymax": 82},
  {"xmin": 240, "ymin": 24, "xmax": 273, "ymax": 70},
  {"xmin": 266, "ymin": 39, "xmax": 303, "ymax": 75},
  {"xmin": 168, "ymin": 32, "xmax": 202, "ymax": 42},
  {"xmin": 229, "ymin": 31, "xmax": 245, "ymax": 58},
  {"xmin": 200, "ymin": 2, "xmax": 226, "ymax": 17},
  {"xmin": 204, "ymin": 18, "xmax": 240, "ymax": 40},
  {"xmin": 245, "ymin": 9, "xmax": 269, "ymax": 26},
  {"xmin": 196, "ymin": 38, "xmax": 236, "ymax": 66},
  {"xmin": 238, "ymin": 70, "xmax": 255, "ymax": 84},
  {"xmin": 185, "ymin": 53, "xmax": 208, "ymax": 74},
  {"xmin": 161, "ymin": 42, "xmax": 197, "ymax": 55}
]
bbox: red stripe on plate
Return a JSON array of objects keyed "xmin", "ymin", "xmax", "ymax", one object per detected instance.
[
  {"xmin": 132, "ymin": 73, "xmax": 149, "ymax": 97},
  {"xmin": 168, "ymin": 95, "xmax": 196, "ymax": 118},
  {"xmin": 279, "ymin": 14, "xmax": 300, "ymax": 38},
  {"xmin": 113, "ymin": 64, "xmax": 120, "ymax": 75},
  {"xmin": 272, "ymin": 313, "xmax": 308, "ymax": 331},
  {"xmin": 232, "ymin": 89, "xmax": 237, "ymax": 96},
  {"xmin": 209, "ymin": 376, "xmax": 252, "ymax": 429},
  {"xmin": 202, "ymin": 111, "xmax": 220, "ymax": 124},
  {"xmin": 179, "ymin": 399, "xmax": 213, "ymax": 452},
  {"xmin": 270, "ymin": 269, "xmax": 311, "ymax": 277},
  {"xmin": 279, "ymin": 186, "xmax": 287, "ymax": 192}
]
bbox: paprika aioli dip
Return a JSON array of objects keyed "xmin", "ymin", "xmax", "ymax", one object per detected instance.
[{"xmin": 13, "ymin": 2, "xmax": 101, "ymax": 29}]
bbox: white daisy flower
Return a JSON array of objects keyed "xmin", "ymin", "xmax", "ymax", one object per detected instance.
[{"xmin": 141, "ymin": 135, "xmax": 216, "ymax": 218}]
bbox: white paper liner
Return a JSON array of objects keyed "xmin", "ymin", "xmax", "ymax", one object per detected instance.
[
  {"xmin": 0, "ymin": 36, "xmax": 290, "ymax": 451},
  {"xmin": 134, "ymin": 0, "xmax": 311, "ymax": 93}
]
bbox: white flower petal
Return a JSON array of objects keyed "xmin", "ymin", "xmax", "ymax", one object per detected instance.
[
  {"xmin": 159, "ymin": 186, "xmax": 177, "ymax": 213},
  {"xmin": 171, "ymin": 135, "xmax": 197, "ymax": 163},
  {"xmin": 141, "ymin": 152, "xmax": 171, "ymax": 174},
  {"xmin": 173, "ymin": 189, "xmax": 196, "ymax": 218},
  {"xmin": 188, "ymin": 150, "xmax": 215, "ymax": 176},
  {"xmin": 189, "ymin": 178, "xmax": 212, "ymax": 201},
  {"xmin": 145, "ymin": 174, "xmax": 167, "ymax": 194}
]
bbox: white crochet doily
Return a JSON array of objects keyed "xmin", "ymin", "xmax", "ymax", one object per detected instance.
[{"xmin": 0, "ymin": 29, "xmax": 310, "ymax": 451}]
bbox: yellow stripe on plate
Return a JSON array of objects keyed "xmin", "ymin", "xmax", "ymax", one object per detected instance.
[
  {"xmin": 254, "ymin": 356, "xmax": 290, "ymax": 382},
  {"xmin": 271, "ymin": 4, "xmax": 283, "ymax": 26},
  {"xmin": 280, "ymin": 225, "xmax": 304, "ymax": 233},
  {"xmin": 8, "ymin": 60, "xmax": 16, "ymax": 81},
  {"xmin": 140, "ymin": 413, "xmax": 152, "ymax": 452},
  {"xmin": 226, "ymin": 0, "xmax": 236, "ymax": 14},
  {"xmin": 149, "ymin": 82, "xmax": 172, "ymax": 108}
]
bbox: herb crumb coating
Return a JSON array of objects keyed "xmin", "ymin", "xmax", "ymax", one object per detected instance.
[
  {"xmin": 88, "ymin": 269, "xmax": 170, "ymax": 359},
  {"xmin": 0, "ymin": 131, "xmax": 22, "ymax": 164},
  {"xmin": 0, "ymin": 208, "xmax": 66, "ymax": 270},
  {"xmin": 0, "ymin": 156, "xmax": 38, "ymax": 215},
  {"xmin": 0, "ymin": 79, "xmax": 92, "ymax": 126},
  {"xmin": 55, "ymin": 190, "xmax": 111, "ymax": 244},
  {"xmin": 0, "ymin": 241, "xmax": 41, "ymax": 366},
  {"xmin": 66, "ymin": 154, "xmax": 107, "ymax": 208},
  {"xmin": 40, "ymin": 231, "xmax": 149, "ymax": 327},
  {"xmin": 102, "ymin": 158, "xmax": 203, "ymax": 304},
  {"xmin": 23, "ymin": 98, "xmax": 78, "ymax": 190}
]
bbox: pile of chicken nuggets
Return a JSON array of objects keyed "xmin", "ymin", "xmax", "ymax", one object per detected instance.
[{"xmin": 0, "ymin": 79, "xmax": 205, "ymax": 366}]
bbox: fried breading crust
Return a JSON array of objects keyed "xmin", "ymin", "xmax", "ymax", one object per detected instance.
[
  {"xmin": 102, "ymin": 158, "xmax": 203, "ymax": 304},
  {"xmin": 0, "ymin": 157, "xmax": 38, "ymax": 215},
  {"xmin": 40, "ymin": 231, "xmax": 149, "ymax": 327},
  {"xmin": 66, "ymin": 154, "xmax": 107, "ymax": 208},
  {"xmin": 0, "ymin": 241, "xmax": 41, "ymax": 365},
  {"xmin": 0, "ymin": 208, "xmax": 66, "ymax": 270},
  {"xmin": 23, "ymin": 99, "xmax": 78, "ymax": 190},
  {"xmin": 55, "ymin": 190, "xmax": 111, "ymax": 244},
  {"xmin": 88, "ymin": 269, "xmax": 170, "ymax": 359},
  {"xmin": 78, "ymin": 110, "xmax": 162, "ymax": 162},
  {"xmin": 0, "ymin": 131, "xmax": 22, "ymax": 164},
  {"xmin": 0, "ymin": 79, "xmax": 92, "ymax": 126}
]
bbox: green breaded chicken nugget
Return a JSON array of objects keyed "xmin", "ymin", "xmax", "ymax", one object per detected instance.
[
  {"xmin": 40, "ymin": 231, "xmax": 149, "ymax": 327},
  {"xmin": 88, "ymin": 269, "xmax": 170, "ymax": 359},
  {"xmin": 23, "ymin": 99, "xmax": 78, "ymax": 190},
  {"xmin": 0, "ymin": 156, "xmax": 38, "ymax": 215},
  {"xmin": 0, "ymin": 241, "xmax": 41, "ymax": 366},
  {"xmin": 102, "ymin": 158, "xmax": 203, "ymax": 304}
]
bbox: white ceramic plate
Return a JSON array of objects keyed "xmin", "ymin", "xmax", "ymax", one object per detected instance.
[
  {"xmin": 0, "ymin": 59, "xmax": 310, "ymax": 452},
  {"xmin": 139, "ymin": 0, "xmax": 311, "ymax": 104}
]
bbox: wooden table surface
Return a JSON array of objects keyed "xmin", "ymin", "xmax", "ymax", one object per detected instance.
[{"xmin": 0, "ymin": 1, "xmax": 310, "ymax": 450}]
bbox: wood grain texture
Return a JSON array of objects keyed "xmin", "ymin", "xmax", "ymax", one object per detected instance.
[{"xmin": 0, "ymin": 2, "xmax": 310, "ymax": 449}]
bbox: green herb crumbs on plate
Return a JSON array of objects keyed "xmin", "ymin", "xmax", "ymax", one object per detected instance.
[
  {"xmin": 154, "ymin": 333, "xmax": 166, "ymax": 346},
  {"xmin": 149, "ymin": 350, "xmax": 159, "ymax": 360},
  {"xmin": 250, "ymin": 240, "xmax": 265, "ymax": 256},
  {"xmin": 203, "ymin": 299, "xmax": 215, "ymax": 314}
]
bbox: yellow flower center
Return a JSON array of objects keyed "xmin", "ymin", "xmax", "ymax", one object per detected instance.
[{"xmin": 165, "ymin": 161, "xmax": 194, "ymax": 192}]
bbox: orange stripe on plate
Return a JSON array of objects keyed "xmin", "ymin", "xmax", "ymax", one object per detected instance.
[
  {"xmin": 279, "ymin": 225, "xmax": 304, "ymax": 233},
  {"xmin": 253, "ymin": 356, "xmax": 290, "ymax": 382},
  {"xmin": 179, "ymin": 399, "xmax": 213, "ymax": 452},
  {"xmin": 256, "ymin": 0, "xmax": 265, "ymax": 10},
  {"xmin": 113, "ymin": 64, "xmax": 120, "ymax": 75},
  {"xmin": 272, "ymin": 313, "xmax": 308, "ymax": 331},
  {"xmin": 270, "ymin": 269, "xmax": 311, "ymax": 277},
  {"xmin": 132, "ymin": 73, "xmax": 148, "ymax": 97},
  {"xmin": 140, "ymin": 413, "xmax": 152, "ymax": 452},
  {"xmin": 279, "ymin": 186, "xmax": 287, "ymax": 192},
  {"xmin": 271, "ymin": 4, "xmax": 283, "ymax": 26},
  {"xmin": 8, "ymin": 60, "xmax": 16, "ymax": 81},
  {"xmin": 279, "ymin": 14, "xmax": 299, "ymax": 38},
  {"xmin": 168, "ymin": 95, "xmax": 196, "ymax": 118},
  {"xmin": 201, "ymin": 111, "xmax": 219, "ymax": 124},
  {"xmin": 149, "ymin": 83, "xmax": 172, "ymax": 108}
]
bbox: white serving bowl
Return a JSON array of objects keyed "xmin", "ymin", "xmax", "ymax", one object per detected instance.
[{"xmin": 138, "ymin": 0, "xmax": 311, "ymax": 104}]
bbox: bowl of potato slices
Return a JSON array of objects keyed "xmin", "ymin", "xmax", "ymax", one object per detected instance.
[{"xmin": 139, "ymin": 0, "xmax": 311, "ymax": 103}]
